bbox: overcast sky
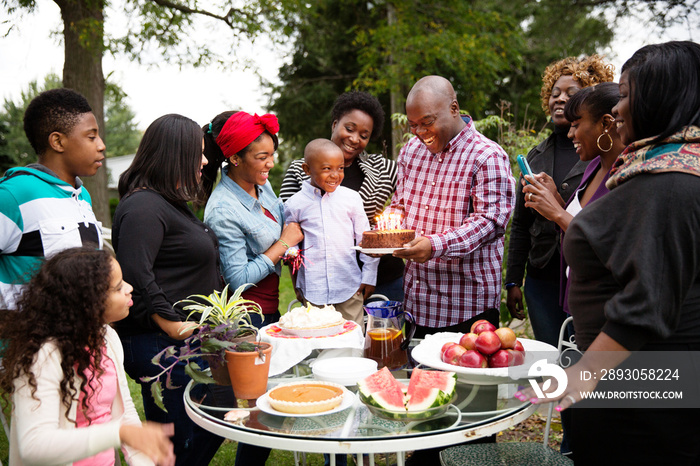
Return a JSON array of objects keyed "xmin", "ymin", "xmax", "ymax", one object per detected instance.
[{"xmin": 1, "ymin": 1, "xmax": 697, "ymax": 131}]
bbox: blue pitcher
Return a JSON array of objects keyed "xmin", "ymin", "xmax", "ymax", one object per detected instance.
[{"xmin": 363, "ymin": 301, "xmax": 415, "ymax": 369}]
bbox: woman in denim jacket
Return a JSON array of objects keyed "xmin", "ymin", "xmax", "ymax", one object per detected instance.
[{"xmin": 202, "ymin": 111, "xmax": 303, "ymax": 328}]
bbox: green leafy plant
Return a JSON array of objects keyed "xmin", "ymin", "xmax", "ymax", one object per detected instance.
[
  {"xmin": 179, "ymin": 283, "xmax": 263, "ymax": 334},
  {"xmin": 141, "ymin": 284, "xmax": 265, "ymax": 411}
]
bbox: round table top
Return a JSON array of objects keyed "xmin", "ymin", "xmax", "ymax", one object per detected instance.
[{"xmin": 184, "ymin": 371, "xmax": 536, "ymax": 455}]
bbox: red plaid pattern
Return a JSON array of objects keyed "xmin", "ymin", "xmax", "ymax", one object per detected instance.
[{"xmin": 388, "ymin": 118, "xmax": 515, "ymax": 327}]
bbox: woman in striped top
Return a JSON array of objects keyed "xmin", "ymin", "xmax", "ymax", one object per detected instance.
[{"xmin": 280, "ymin": 91, "xmax": 404, "ymax": 300}]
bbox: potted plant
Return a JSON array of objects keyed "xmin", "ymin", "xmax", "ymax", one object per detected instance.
[{"xmin": 142, "ymin": 283, "xmax": 269, "ymax": 410}]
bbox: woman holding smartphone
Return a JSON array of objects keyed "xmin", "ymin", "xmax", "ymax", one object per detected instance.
[{"xmin": 504, "ymin": 56, "xmax": 614, "ymax": 348}]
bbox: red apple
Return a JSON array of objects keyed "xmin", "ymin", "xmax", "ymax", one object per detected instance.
[
  {"xmin": 471, "ymin": 319, "xmax": 497, "ymax": 334},
  {"xmin": 475, "ymin": 330, "xmax": 501, "ymax": 355},
  {"xmin": 458, "ymin": 349, "xmax": 488, "ymax": 368},
  {"xmin": 494, "ymin": 327, "xmax": 517, "ymax": 349},
  {"xmin": 441, "ymin": 342, "xmax": 458, "ymax": 355},
  {"xmin": 508, "ymin": 349, "xmax": 525, "ymax": 366},
  {"xmin": 441, "ymin": 343, "xmax": 467, "ymax": 365},
  {"xmin": 458, "ymin": 332, "xmax": 479, "ymax": 350},
  {"xmin": 513, "ymin": 339, "xmax": 525, "ymax": 352},
  {"xmin": 489, "ymin": 349, "xmax": 515, "ymax": 368}
]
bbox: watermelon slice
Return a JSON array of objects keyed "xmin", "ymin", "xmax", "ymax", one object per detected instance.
[
  {"xmin": 358, "ymin": 367, "xmax": 456, "ymax": 414},
  {"xmin": 406, "ymin": 368, "xmax": 456, "ymax": 398},
  {"xmin": 357, "ymin": 367, "xmax": 406, "ymax": 411},
  {"xmin": 405, "ymin": 368, "xmax": 457, "ymax": 412}
]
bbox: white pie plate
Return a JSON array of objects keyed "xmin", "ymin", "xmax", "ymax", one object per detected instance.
[
  {"xmin": 276, "ymin": 321, "xmax": 347, "ymax": 337},
  {"xmin": 411, "ymin": 333, "xmax": 558, "ymax": 385}
]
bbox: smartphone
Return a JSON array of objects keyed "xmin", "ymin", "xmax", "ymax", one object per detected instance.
[{"xmin": 517, "ymin": 155, "xmax": 534, "ymax": 184}]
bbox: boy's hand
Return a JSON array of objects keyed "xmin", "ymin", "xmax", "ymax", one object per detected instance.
[{"xmin": 358, "ymin": 284, "xmax": 375, "ymax": 301}]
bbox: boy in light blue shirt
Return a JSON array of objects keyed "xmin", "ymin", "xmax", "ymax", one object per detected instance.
[{"xmin": 284, "ymin": 139, "xmax": 379, "ymax": 329}]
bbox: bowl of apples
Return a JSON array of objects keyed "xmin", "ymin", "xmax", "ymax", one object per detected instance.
[{"xmin": 411, "ymin": 320, "xmax": 559, "ymax": 385}]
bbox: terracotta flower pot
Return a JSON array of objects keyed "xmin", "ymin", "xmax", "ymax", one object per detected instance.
[
  {"xmin": 225, "ymin": 342, "xmax": 272, "ymax": 400},
  {"xmin": 203, "ymin": 333, "xmax": 258, "ymax": 386}
]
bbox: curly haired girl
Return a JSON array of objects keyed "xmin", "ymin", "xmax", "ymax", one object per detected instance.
[{"xmin": 0, "ymin": 246, "xmax": 174, "ymax": 466}]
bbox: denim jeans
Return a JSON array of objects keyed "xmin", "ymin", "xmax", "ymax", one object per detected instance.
[
  {"xmin": 373, "ymin": 275, "xmax": 405, "ymax": 302},
  {"xmin": 249, "ymin": 311, "xmax": 280, "ymax": 329},
  {"xmin": 523, "ymin": 275, "xmax": 567, "ymax": 348},
  {"xmin": 121, "ymin": 332, "xmax": 230, "ymax": 466}
]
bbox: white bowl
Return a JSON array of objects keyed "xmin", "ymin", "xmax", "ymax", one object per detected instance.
[
  {"xmin": 411, "ymin": 333, "xmax": 559, "ymax": 385},
  {"xmin": 312, "ymin": 357, "xmax": 378, "ymax": 386}
]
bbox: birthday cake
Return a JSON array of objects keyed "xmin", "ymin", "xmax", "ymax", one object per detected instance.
[{"xmin": 361, "ymin": 229, "xmax": 415, "ymax": 249}]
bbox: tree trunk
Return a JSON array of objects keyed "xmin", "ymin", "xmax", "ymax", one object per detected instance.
[
  {"xmin": 56, "ymin": 0, "xmax": 111, "ymax": 227},
  {"xmin": 387, "ymin": 3, "xmax": 405, "ymax": 160}
]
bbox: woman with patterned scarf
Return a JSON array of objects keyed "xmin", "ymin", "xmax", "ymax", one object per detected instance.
[{"xmin": 515, "ymin": 41, "xmax": 700, "ymax": 464}]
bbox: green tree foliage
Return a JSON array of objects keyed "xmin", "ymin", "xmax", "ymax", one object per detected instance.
[
  {"xmin": 2, "ymin": 0, "xmax": 284, "ymax": 223},
  {"xmin": 0, "ymin": 73, "xmax": 141, "ymax": 173},
  {"xmin": 268, "ymin": 0, "xmax": 616, "ymax": 164},
  {"xmin": 104, "ymin": 78, "xmax": 141, "ymax": 157},
  {"xmin": 0, "ymin": 74, "xmax": 61, "ymax": 172},
  {"xmin": 268, "ymin": 0, "xmax": 381, "ymax": 168}
]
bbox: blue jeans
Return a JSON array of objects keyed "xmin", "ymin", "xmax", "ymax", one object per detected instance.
[
  {"xmin": 121, "ymin": 332, "xmax": 230, "ymax": 466},
  {"xmin": 249, "ymin": 311, "xmax": 280, "ymax": 329},
  {"xmin": 523, "ymin": 275, "xmax": 567, "ymax": 348},
  {"xmin": 373, "ymin": 275, "xmax": 404, "ymax": 302}
]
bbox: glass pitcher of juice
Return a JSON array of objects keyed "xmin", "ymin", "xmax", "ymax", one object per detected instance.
[{"xmin": 363, "ymin": 301, "xmax": 415, "ymax": 370}]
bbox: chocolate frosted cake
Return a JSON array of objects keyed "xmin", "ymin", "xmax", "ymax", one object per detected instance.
[{"xmin": 362, "ymin": 229, "xmax": 415, "ymax": 249}]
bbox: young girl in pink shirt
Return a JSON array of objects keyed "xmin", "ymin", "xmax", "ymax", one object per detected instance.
[{"xmin": 1, "ymin": 247, "xmax": 175, "ymax": 466}]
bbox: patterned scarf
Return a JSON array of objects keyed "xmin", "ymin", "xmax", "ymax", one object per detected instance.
[{"xmin": 606, "ymin": 126, "xmax": 700, "ymax": 189}]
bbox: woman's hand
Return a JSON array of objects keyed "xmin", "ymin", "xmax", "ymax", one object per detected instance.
[
  {"xmin": 120, "ymin": 422, "xmax": 175, "ymax": 466},
  {"xmin": 280, "ymin": 222, "xmax": 304, "ymax": 248},
  {"xmin": 151, "ymin": 315, "xmax": 198, "ymax": 340},
  {"xmin": 513, "ymin": 332, "xmax": 630, "ymax": 412},
  {"xmin": 523, "ymin": 174, "xmax": 573, "ymax": 231},
  {"xmin": 524, "ymin": 173, "xmax": 563, "ymax": 204},
  {"xmin": 514, "ymin": 364, "xmax": 597, "ymax": 412},
  {"xmin": 358, "ymin": 284, "xmax": 376, "ymax": 301},
  {"xmin": 506, "ymin": 286, "xmax": 526, "ymax": 320}
]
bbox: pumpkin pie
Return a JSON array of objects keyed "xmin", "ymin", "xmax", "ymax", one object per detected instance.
[{"xmin": 267, "ymin": 381, "xmax": 345, "ymax": 414}]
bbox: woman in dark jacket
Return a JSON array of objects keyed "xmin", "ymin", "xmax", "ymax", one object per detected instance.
[{"xmin": 505, "ymin": 55, "xmax": 613, "ymax": 347}]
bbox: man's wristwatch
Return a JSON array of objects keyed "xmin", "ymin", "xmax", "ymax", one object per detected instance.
[{"xmin": 504, "ymin": 282, "xmax": 519, "ymax": 290}]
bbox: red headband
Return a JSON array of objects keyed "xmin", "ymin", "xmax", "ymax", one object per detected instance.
[{"xmin": 216, "ymin": 112, "xmax": 279, "ymax": 158}]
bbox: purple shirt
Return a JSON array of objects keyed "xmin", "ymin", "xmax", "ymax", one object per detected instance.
[{"xmin": 561, "ymin": 155, "xmax": 612, "ymax": 313}]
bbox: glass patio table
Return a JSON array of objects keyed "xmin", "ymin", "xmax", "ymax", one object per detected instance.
[{"xmin": 184, "ymin": 365, "xmax": 536, "ymax": 466}]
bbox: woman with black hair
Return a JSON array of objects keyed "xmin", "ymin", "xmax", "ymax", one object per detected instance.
[
  {"xmin": 280, "ymin": 91, "xmax": 404, "ymax": 301},
  {"xmin": 112, "ymin": 114, "xmax": 226, "ymax": 466},
  {"xmin": 1, "ymin": 247, "xmax": 174, "ymax": 466},
  {"xmin": 201, "ymin": 111, "xmax": 303, "ymax": 328},
  {"xmin": 516, "ymin": 41, "xmax": 700, "ymax": 464}
]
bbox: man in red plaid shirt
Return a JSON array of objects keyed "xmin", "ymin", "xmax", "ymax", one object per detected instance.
[{"xmin": 391, "ymin": 76, "xmax": 516, "ymax": 338}]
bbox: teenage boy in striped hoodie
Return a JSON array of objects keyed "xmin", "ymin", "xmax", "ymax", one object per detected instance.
[{"xmin": 0, "ymin": 88, "xmax": 104, "ymax": 309}]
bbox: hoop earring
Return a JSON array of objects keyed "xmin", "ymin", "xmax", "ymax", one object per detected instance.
[{"xmin": 597, "ymin": 129, "xmax": 613, "ymax": 153}]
